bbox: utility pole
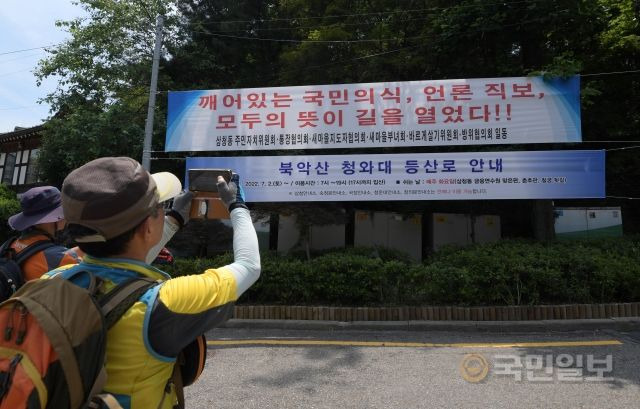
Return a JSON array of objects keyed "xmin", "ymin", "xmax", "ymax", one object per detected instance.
[{"xmin": 142, "ymin": 15, "xmax": 164, "ymax": 171}]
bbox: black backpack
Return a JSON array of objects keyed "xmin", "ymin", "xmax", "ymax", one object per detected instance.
[{"xmin": 0, "ymin": 238, "xmax": 55, "ymax": 302}]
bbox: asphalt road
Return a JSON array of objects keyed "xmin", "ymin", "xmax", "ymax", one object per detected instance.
[{"xmin": 185, "ymin": 327, "xmax": 640, "ymax": 409}]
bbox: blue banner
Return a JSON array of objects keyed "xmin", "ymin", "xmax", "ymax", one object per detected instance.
[{"xmin": 186, "ymin": 150, "xmax": 604, "ymax": 202}]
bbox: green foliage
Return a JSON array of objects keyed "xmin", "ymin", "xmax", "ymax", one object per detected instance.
[
  {"xmin": 597, "ymin": 0, "xmax": 640, "ymax": 53},
  {"xmin": 160, "ymin": 238, "xmax": 640, "ymax": 306},
  {"xmin": 34, "ymin": 0, "xmax": 176, "ymax": 183},
  {"xmin": 38, "ymin": 101, "xmax": 146, "ymax": 185},
  {"xmin": 423, "ymin": 238, "xmax": 640, "ymax": 305},
  {"xmin": 529, "ymin": 53, "xmax": 584, "ymax": 79},
  {"xmin": 0, "ymin": 184, "xmax": 20, "ymax": 243},
  {"xmin": 36, "ymin": 0, "xmax": 174, "ymax": 108}
]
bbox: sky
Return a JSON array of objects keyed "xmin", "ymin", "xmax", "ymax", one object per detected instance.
[{"xmin": 0, "ymin": 0, "xmax": 86, "ymax": 133}]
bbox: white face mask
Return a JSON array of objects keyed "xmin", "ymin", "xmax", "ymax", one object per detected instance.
[
  {"xmin": 144, "ymin": 215, "xmax": 180, "ymax": 264},
  {"xmin": 145, "ymin": 247, "xmax": 160, "ymax": 264}
]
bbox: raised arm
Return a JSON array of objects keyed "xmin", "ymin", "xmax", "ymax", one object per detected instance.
[
  {"xmin": 146, "ymin": 173, "xmax": 261, "ymax": 358},
  {"xmin": 216, "ymin": 174, "xmax": 260, "ymax": 295}
]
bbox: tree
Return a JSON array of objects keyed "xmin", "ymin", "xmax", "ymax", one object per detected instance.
[
  {"xmin": 166, "ymin": 0, "xmax": 283, "ymax": 90},
  {"xmin": 34, "ymin": 0, "xmax": 179, "ymax": 185}
]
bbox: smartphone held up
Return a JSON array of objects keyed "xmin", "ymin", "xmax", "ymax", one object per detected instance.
[{"xmin": 188, "ymin": 169, "xmax": 233, "ymax": 220}]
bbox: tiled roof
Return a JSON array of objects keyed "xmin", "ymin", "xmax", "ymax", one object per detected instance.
[{"xmin": 0, "ymin": 125, "xmax": 44, "ymax": 143}]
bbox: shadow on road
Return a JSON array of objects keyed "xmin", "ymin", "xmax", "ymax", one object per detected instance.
[{"xmin": 248, "ymin": 346, "xmax": 364, "ymax": 388}]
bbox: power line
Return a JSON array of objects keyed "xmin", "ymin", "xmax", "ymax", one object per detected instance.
[
  {"xmin": 605, "ymin": 145, "xmax": 640, "ymax": 152},
  {"xmin": 193, "ymin": 31, "xmax": 409, "ymax": 43},
  {"xmin": 174, "ymin": 13, "xmax": 584, "ymax": 88},
  {"xmin": 193, "ymin": 0, "xmax": 553, "ymax": 35},
  {"xmin": 0, "ymin": 88, "xmax": 153, "ymax": 112},
  {"xmin": 0, "ymin": 0, "xmax": 597, "ymax": 67},
  {"xmin": 0, "ymin": 86, "xmax": 150, "ymax": 112},
  {"xmin": 0, "ymin": 1, "xmax": 553, "ymax": 62},
  {"xmin": 572, "ymin": 140, "xmax": 640, "ymax": 143},
  {"xmin": 157, "ymin": 65, "xmax": 640, "ymax": 95},
  {"xmin": 154, "ymin": 66, "xmax": 639, "ymax": 96},
  {"xmin": 0, "ymin": 44, "xmax": 61, "ymax": 57},
  {"xmin": 271, "ymin": 44, "xmax": 425, "ymax": 81},
  {"xmin": 0, "ymin": 52, "xmax": 44, "ymax": 65},
  {"xmin": 0, "ymin": 105, "xmax": 41, "ymax": 111},
  {"xmin": 607, "ymin": 196, "xmax": 640, "ymax": 200},
  {"xmin": 0, "ymin": 68, "xmax": 33, "ymax": 78},
  {"xmin": 193, "ymin": 0, "xmax": 552, "ymax": 25},
  {"xmin": 190, "ymin": 11, "xmax": 569, "ymax": 44},
  {"xmin": 581, "ymin": 69, "xmax": 640, "ymax": 77},
  {"xmin": 170, "ymin": 14, "xmax": 567, "ymax": 89},
  {"xmin": 196, "ymin": 15, "xmax": 438, "ymax": 34},
  {"xmin": 155, "ymin": 43, "xmax": 423, "ymax": 94}
]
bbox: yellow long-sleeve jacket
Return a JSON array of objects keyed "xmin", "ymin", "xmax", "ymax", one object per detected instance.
[{"xmin": 43, "ymin": 208, "xmax": 260, "ymax": 409}]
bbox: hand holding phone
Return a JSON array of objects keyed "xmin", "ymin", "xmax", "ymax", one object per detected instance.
[
  {"xmin": 187, "ymin": 169, "xmax": 233, "ymax": 220},
  {"xmin": 217, "ymin": 173, "xmax": 247, "ymax": 211}
]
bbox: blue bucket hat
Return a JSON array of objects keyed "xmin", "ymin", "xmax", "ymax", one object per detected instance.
[{"xmin": 8, "ymin": 186, "xmax": 65, "ymax": 231}]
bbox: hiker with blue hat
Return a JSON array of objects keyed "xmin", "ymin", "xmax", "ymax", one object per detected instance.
[{"xmin": 2, "ymin": 185, "xmax": 80, "ymax": 282}]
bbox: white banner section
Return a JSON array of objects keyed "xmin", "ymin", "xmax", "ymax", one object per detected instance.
[
  {"xmin": 167, "ymin": 76, "xmax": 581, "ymax": 151},
  {"xmin": 186, "ymin": 150, "xmax": 604, "ymax": 202}
]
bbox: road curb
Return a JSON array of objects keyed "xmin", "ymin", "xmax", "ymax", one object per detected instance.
[
  {"xmin": 231, "ymin": 303, "xmax": 640, "ymax": 321},
  {"xmin": 220, "ymin": 317, "xmax": 640, "ymax": 332}
]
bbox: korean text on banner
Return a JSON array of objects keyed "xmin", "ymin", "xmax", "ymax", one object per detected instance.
[
  {"xmin": 167, "ymin": 76, "xmax": 581, "ymax": 152},
  {"xmin": 185, "ymin": 150, "xmax": 604, "ymax": 202}
]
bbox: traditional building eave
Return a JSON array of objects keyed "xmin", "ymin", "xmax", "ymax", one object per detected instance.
[{"xmin": 0, "ymin": 125, "xmax": 45, "ymax": 144}]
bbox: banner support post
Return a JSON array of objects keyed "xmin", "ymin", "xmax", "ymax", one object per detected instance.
[{"xmin": 142, "ymin": 14, "xmax": 164, "ymax": 171}]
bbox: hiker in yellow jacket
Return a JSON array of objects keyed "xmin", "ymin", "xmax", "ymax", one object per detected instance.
[{"xmin": 44, "ymin": 157, "xmax": 261, "ymax": 409}]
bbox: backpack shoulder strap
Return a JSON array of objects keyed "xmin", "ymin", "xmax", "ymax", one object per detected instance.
[
  {"xmin": 61, "ymin": 270, "xmax": 157, "ymax": 327},
  {"xmin": 100, "ymin": 277, "xmax": 158, "ymax": 329},
  {"xmin": 85, "ymin": 277, "xmax": 158, "ymax": 406},
  {"xmin": 0, "ymin": 237, "xmax": 18, "ymax": 258},
  {"xmin": 172, "ymin": 360, "xmax": 185, "ymax": 409},
  {"xmin": 13, "ymin": 240, "xmax": 56, "ymax": 265}
]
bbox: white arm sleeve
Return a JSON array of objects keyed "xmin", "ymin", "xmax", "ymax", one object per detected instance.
[
  {"xmin": 145, "ymin": 216, "xmax": 180, "ymax": 264},
  {"xmin": 224, "ymin": 207, "xmax": 261, "ymax": 296}
]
